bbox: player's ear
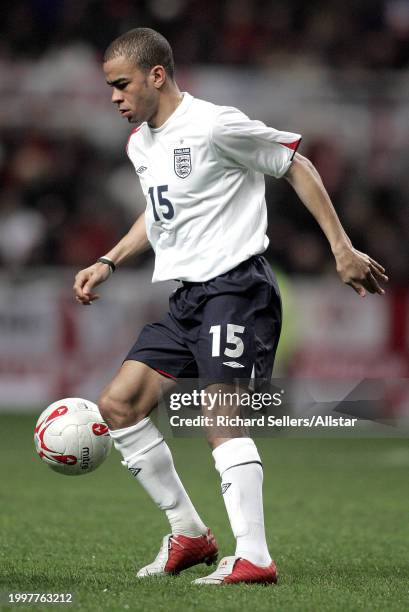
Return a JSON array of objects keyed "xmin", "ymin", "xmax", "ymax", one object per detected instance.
[{"xmin": 150, "ymin": 65, "xmax": 167, "ymax": 89}]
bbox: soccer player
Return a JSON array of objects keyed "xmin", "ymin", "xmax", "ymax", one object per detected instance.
[{"xmin": 73, "ymin": 28, "xmax": 388, "ymax": 585}]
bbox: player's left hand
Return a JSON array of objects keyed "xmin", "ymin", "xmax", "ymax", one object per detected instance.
[{"xmin": 334, "ymin": 246, "xmax": 388, "ymax": 297}]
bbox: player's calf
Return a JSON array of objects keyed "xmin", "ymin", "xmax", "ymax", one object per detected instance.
[
  {"xmin": 201, "ymin": 383, "xmax": 249, "ymax": 449},
  {"xmin": 98, "ymin": 392, "xmax": 139, "ymax": 430}
]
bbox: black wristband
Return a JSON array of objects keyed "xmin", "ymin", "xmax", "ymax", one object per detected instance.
[{"xmin": 97, "ymin": 257, "xmax": 116, "ymax": 273}]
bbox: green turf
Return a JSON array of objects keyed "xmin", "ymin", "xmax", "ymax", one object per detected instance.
[{"xmin": 1, "ymin": 414, "xmax": 408, "ymax": 612}]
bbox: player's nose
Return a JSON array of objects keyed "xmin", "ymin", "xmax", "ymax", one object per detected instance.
[{"xmin": 111, "ymin": 88, "xmax": 123, "ymax": 104}]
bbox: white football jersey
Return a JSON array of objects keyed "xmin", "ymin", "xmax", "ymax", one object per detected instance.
[{"xmin": 126, "ymin": 92, "xmax": 301, "ymax": 282}]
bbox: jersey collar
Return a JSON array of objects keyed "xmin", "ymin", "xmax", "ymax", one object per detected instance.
[{"xmin": 150, "ymin": 92, "xmax": 193, "ymax": 133}]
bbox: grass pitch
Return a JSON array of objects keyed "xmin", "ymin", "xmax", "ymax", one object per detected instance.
[{"xmin": 1, "ymin": 414, "xmax": 409, "ymax": 612}]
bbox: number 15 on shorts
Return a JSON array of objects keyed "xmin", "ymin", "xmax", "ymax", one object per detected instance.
[{"xmin": 209, "ymin": 324, "xmax": 245, "ymax": 358}]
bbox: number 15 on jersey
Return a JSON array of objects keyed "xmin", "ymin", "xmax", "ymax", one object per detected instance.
[{"xmin": 148, "ymin": 185, "xmax": 175, "ymax": 221}]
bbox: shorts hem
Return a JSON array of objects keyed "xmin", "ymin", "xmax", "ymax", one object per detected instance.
[{"xmin": 123, "ymin": 357, "xmax": 179, "ymax": 381}]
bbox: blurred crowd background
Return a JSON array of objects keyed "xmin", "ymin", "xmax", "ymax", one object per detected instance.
[
  {"xmin": 0, "ymin": 0, "xmax": 408, "ymax": 281},
  {"xmin": 3, "ymin": 0, "xmax": 409, "ymax": 68}
]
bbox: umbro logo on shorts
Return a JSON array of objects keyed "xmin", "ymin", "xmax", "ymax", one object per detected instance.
[
  {"xmin": 136, "ymin": 166, "xmax": 147, "ymax": 174},
  {"xmin": 221, "ymin": 483, "xmax": 231, "ymax": 494},
  {"xmin": 222, "ymin": 361, "xmax": 245, "ymax": 368}
]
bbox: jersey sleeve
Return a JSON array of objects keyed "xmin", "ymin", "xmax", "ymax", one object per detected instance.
[{"xmin": 210, "ymin": 106, "xmax": 302, "ymax": 178}]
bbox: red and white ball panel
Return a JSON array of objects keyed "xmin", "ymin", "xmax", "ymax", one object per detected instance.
[{"xmin": 34, "ymin": 398, "xmax": 112, "ymax": 476}]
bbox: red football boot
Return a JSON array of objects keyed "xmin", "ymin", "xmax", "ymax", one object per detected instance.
[
  {"xmin": 136, "ymin": 529, "xmax": 218, "ymax": 577},
  {"xmin": 193, "ymin": 555, "xmax": 277, "ymax": 585}
]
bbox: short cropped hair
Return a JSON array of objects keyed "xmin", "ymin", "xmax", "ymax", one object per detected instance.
[{"xmin": 104, "ymin": 28, "xmax": 175, "ymax": 80}]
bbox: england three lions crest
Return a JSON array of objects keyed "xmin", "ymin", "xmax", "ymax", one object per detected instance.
[{"xmin": 174, "ymin": 147, "xmax": 191, "ymax": 178}]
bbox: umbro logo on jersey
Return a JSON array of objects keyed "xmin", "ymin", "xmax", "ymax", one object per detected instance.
[
  {"xmin": 174, "ymin": 147, "xmax": 191, "ymax": 178},
  {"xmin": 221, "ymin": 483, "xmax": 231, "ymax": 494},
  {"xmin": 129, "ymin": 467, "xmax": 142, "ymax": 477},
  {"xmin": 136, "ymin": 165, "xmax": 147, "ymax": 174},
  {"xmin": 222, "ymin": 361, "xmax": 245, "ymax": 368}
]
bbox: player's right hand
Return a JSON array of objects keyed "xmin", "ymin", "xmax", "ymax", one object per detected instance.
[{"xmin": 73, "ymin": 262, "xmax": 111, "ymax": 305}]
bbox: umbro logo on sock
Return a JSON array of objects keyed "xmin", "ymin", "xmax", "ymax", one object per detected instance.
[
  {"xmin": 223, "ymin": 361, "xmax": 244, "ymax": 368},
  {"xmin": 221, "ymin": 483, "xmax": 231, "ymax": 494},
  {"xmin": 129, "ymin": 467, "xmax": 142, "ymax": 478}
]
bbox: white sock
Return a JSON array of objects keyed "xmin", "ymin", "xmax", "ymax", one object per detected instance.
[
  {"xmin": 110, "ymin": 418, "xmax": 206, "ymax": 537},
  {"xmin": 213, "ymin": 438, "xmax": 272, "ymax": 567}
]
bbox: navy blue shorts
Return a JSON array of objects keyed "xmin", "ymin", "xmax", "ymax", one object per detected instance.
[{"xmin": 125, "ymin": 256, "xmax": 282, "ymax": 383}]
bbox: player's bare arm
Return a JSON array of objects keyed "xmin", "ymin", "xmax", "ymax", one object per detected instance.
[
  {"xmin": 285, "ymin": 153, "xmax": 388, "ymax": 297},
  {"xmin": 73, "ymin": 212, "xmax": 150, "ymax": 305}
]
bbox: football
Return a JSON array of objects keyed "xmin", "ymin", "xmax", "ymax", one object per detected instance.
[{"xmin": 34, "ymin": 398, "xmax": 112, "ymax": 475}]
